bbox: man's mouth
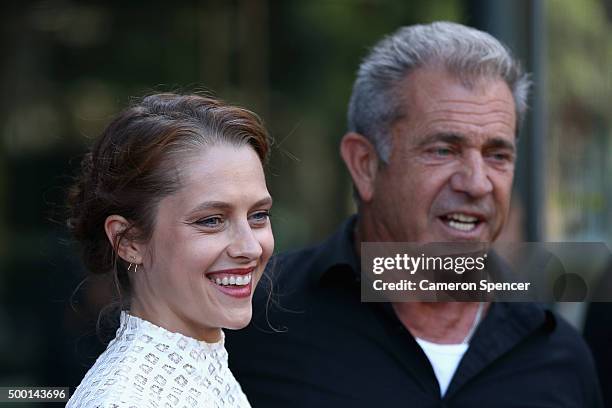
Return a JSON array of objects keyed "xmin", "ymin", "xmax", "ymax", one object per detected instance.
[{"xmin": 441, "ymin": 213, "xmax": 482, "ymax": 232}]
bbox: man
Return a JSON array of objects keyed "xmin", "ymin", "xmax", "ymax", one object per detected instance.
[{"xmin": 226, "ymin": 22, "xmax": 602, "ymax": 407}]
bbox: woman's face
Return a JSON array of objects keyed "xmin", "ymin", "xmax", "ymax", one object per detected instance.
[{"xmin": 131, "ymin": 143, "xmax": 274, "ymax": 342}]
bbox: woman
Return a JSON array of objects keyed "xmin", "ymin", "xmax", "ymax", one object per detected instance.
[{"xmin": 66, "ymin": 93, "xmax": 273, "ymax": 407}]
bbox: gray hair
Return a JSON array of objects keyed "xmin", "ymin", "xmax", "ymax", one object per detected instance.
[{"xmin": 347, "ymin": 21, "xmax": 531, "ymax": 162}]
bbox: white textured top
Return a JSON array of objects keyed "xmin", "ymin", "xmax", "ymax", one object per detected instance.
[
  {"xmin": 415, "ymin": 337, "xmax": 468, "ymax": 396},
  {"xmin": 67, "ymin": 312, "xmax": 251, "ymax": 408}
]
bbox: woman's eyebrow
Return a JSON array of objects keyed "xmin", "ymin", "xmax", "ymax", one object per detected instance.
[
  {"xmin": 188, "ymin": 196, "xmax": 273, "ymax": 215},
  {"xmin": 188, "ymin": 201, "xmax": 232, "ymax": 214},
  {"xmin": 252, "ymin": 196, "xmax": 273, "ymax": 208}
]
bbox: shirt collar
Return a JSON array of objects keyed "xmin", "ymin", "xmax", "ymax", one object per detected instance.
[
  {"xmin": 310, "ymin": 214, "xmax": 360, "ymax": 286},
  {"xmin": 118, "ymin": 311, "xmax": 227, "ymax": 357},
  {"xmin": 308, "ymin": 215, "xmax": 557, "ymax": 332}
]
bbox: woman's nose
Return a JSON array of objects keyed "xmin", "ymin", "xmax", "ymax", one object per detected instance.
[{"xmin": 227, "ymin": 221, "xmax": 263, "ymax": 261}]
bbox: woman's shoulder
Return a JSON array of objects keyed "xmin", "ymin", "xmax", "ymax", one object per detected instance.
[
  {"xmin": 67, "ymin": 343, "xmax": 248, "ymax": 407},
  {"xmin": 67, "ymin": 365, "xmax": 220, "ymax": 408},
  {"xmin": 67, "ymin": 386, "xmax": 153, "ymax": 408},
  {"xmin": 66, "ymin": 367, "xmax": 153, "ymax": 408},
  {"xmin": 67, "ymin": 313, "xmax": 248, "ymax": 407},
  {"xmin": 66, "ymin": 343, "xmax": 152, "ymax": 407},
  {"xmin": 66, "ymin": 320, "xmax": 160, "ymax": 407}
]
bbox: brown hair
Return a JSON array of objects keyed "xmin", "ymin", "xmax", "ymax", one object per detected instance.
[{"xmin": 66, "ymin": 93, "xmax": 270, "ymax": 307}]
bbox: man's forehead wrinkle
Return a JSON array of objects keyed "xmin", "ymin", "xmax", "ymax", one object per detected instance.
[
  {"xmin": 423, "ymin": 108, "xmax": 515, "ymax": 119},
  {"xmin": 423, "ymin": 117, "xmax": 516, "ymax": 129},
  {"xmin": 434, "ymin": 98, "xmax": 515, "ymax": 106},
  {"xmin": 424, "ymin": 100, "xmax": 516, "ymax": 114}
]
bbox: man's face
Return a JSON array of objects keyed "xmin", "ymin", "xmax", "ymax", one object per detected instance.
[{"xmin": 370, "ymin": 67, "xmax": 517, "ymax": 243}]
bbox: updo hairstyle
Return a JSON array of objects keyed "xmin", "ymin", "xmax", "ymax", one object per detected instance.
[{"xmin": 66, "ymin": 93, "xmax": 270, "ymax": 303}]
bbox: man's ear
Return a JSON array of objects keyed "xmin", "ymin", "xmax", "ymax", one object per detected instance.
[
  {"xmin": 104, "ymin": 215, "xmax": 145, "ymax": 264},
  {"xmin": 340, "ymin": 132, "xmax": 379, "ymax": 203}
]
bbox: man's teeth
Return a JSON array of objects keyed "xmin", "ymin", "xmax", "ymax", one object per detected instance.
[
  {"xmin": 445, "ymin": 213, "xmax": 478, "ymax": 232},
  {"xmin": 448, "ymin": 220, "xmax": 476, "ymax": 231},
  {"xmin": 211, "ymin": 274, "xmax": 252, "ymax": 286},
  {"xmin": 448, "ymin": 213, "xmax": 478, "ymax": 223}
]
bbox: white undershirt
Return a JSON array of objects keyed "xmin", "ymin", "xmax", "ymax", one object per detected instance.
[{"xmin": 415, "ymin": 337, "xmax": 469, "ymax": 396}]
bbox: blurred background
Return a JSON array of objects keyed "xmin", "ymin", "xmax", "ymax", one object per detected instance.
[{"xmin": 1, "ymin": 0, "xmax": 611, "ymax": 405}]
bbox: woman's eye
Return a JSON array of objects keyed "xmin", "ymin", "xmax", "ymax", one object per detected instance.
[
  {"xmin": 196, "ymin": 216, "xmax": 224, "ymax": 228},
  {"xmin": 249, "ymin": 210, "xmax": 270, "ymax": 225}
]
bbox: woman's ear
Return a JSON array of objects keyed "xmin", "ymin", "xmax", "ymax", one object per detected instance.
[
  {"xmin": 340, "ymin": 132, "xmax": 379, "ymax": 203},
  {"xmin": 104, "ymin": 215, "xmax": 144, "ymax": 264}
]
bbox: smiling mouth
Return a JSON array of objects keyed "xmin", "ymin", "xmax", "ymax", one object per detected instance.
[
  {"xmin": 440, "ymin": 213, "xmax": 482, "ymax": 233},
  {"xmin": 205, "ymin": 268, "xmax": 255, "ymax": 298},
  {"xmin": 207, "ymin": 273, "xmax": 253, "ymax": 287}
]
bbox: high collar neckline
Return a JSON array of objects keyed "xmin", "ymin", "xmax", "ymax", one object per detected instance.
[{"xmin": 119, "ymin": 311, "xmax": 226, "ymax": 356}]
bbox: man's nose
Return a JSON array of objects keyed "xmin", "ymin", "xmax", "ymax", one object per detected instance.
[
  {"xmin": 450, "ymin": 151, "xmax": 493, "ymax": 198},
  {"xmin": 227, "ymin": 221, "xmax": 263, "ymax": 261}
]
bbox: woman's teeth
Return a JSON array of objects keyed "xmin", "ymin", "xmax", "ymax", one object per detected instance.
[{"xmin": 210, "ymin": 274, "xmax": 252, "ymax": 286}]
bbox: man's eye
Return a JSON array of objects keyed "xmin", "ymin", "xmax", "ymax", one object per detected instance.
[
  {"xmin": 489, "ymin": 151, "xmax": 514, "ymax": 162},
  {"xmin": 429, "ymin": 146, "xmax": 454, "ymax": 157}
]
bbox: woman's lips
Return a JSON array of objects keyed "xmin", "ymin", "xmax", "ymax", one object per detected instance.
[
  {"xmin": 207, "ymin": 267, "xmax": 254, "ymax": 277},
  {"xmin": 205, "ymin": 267, "xmax": 255, "ymax": 299}
]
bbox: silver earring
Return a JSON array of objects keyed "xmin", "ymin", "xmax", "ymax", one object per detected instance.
[{"xmin": 127, "ymin": 256, "xmax": 137, "ymax": 272}]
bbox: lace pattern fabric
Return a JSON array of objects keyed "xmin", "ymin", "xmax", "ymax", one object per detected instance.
[{"xmin": 67, "ymin": 312, "xmax": 251, "ymax": 408}]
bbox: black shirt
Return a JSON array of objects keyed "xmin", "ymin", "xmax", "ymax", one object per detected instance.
[
  {"xmin": 584, "ymin": 261, "xmax": 612, "ymax": 408},
  {"xmin": 226, "ymin": 216, "xmax": 603, "ymax": 407}
]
